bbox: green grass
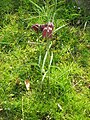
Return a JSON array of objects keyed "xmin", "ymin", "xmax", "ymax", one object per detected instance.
[{"xmin": 0, "ymin": 0, "xmax": 90, "ymax": 120}]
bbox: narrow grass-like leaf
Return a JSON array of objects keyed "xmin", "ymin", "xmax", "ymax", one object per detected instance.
[
  {"xmin": 0, "ymin": 42, "xmax": 12, "ymax": 44},
  {"xmin": 42, "ymin": 71, "xmax": 48, "ymax": 82},
  {"xmin": 48, "ymin": 52, "xmax": 53, "ymax": 70},
  {"xmin": 38, "ymin": 54, "xmax": 41, "ymax": 66},
  {"xmin": 22, "ymin": 96, "xmax": 24, "ymax": 120},
  {"xmin": 54, "ymin": 24, "xmax": 68, "ymax": 33},
  {"xmin": 41, "ymin": 42, "xmax": 52, "ymax": 73},
  {"xmin": 24, "ymin": 15, "xmax": 47, "ymax": 20},
  {"xmin": 41, "ymin": 50, "xmax": 48, "ymax": 73},
  {"xmin": 29, "ymin": 0, "xmax": 42, "ymax": 12},
  {"xmin": 83, "ymin": 21, "xmax": 88, "ymax": 31}
]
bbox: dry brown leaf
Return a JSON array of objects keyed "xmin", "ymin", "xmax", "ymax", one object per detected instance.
[{"xmin": 24, "ymin": 79, "xmax": 30, "ymax": 90}]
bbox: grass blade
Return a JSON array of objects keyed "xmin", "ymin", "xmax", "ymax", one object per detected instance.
[
  {"xmin": 42, "ymin": 71, "xmax": 48, "ymax": 82},
  {"xmin": 48, "ymin": 52, "xmax": 53, "ymax": 70},
  {"xmin": 54, "ymin": 24, "xmax": 68, "ymax": 33},
  {"xmin": 29, "ymin": 0, "xmax": 42, "ymax": 12},
  {"xmin": 41, "ymin": 42, "xmax": 52, "ymax": 73},
  {"xmin": 38, "ymin": 54, "xmax": 41, "ymax": 66}
]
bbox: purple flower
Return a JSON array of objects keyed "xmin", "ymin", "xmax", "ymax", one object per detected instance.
[
  {"xmin": 40, "ymin": 24, "xmax": 47, "ymax": 31},
  {"xmin": 32, "ymin": 22, "xmax": 54, "ymax": 38},
  {"xmin": 32, "ymin": 24, "xmax": 40, "ymax": 32},
  {"xmin": 42, "ymin": 22, "xmax": 54, "ymax": 38}
]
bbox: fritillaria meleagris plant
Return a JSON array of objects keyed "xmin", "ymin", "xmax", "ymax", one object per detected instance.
[{"xmin": 32, "ymin": 22, "xmax": 54, "ymax": 38}]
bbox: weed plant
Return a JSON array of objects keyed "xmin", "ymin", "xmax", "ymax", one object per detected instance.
[{"xmin": 0, "ymin": 0, "xmax": 90, "ymax": 120}]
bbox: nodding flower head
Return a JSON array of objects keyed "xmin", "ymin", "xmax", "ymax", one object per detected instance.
[
  {"xmin": 48, "ymin": 22, "xmax": 54, "ymax": 30},
  {"xmin": 42, "ymin": 22, "xmax": 54, "ymax": 38},
  {"xmin": 32, "ymin": 22, "xmax": 54, "ymax": 38},
  {"xmin": 40, "ymin": 24, "xmax": 48, "ymax": 31},
  {"xmin": 32, "ymin": 24, "xmax": 40, "ymax": 32}
]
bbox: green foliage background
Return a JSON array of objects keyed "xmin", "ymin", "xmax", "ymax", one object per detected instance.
[{"xmin": 0, "ymin": 0, "xmax": 90, "ymax": 120}]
